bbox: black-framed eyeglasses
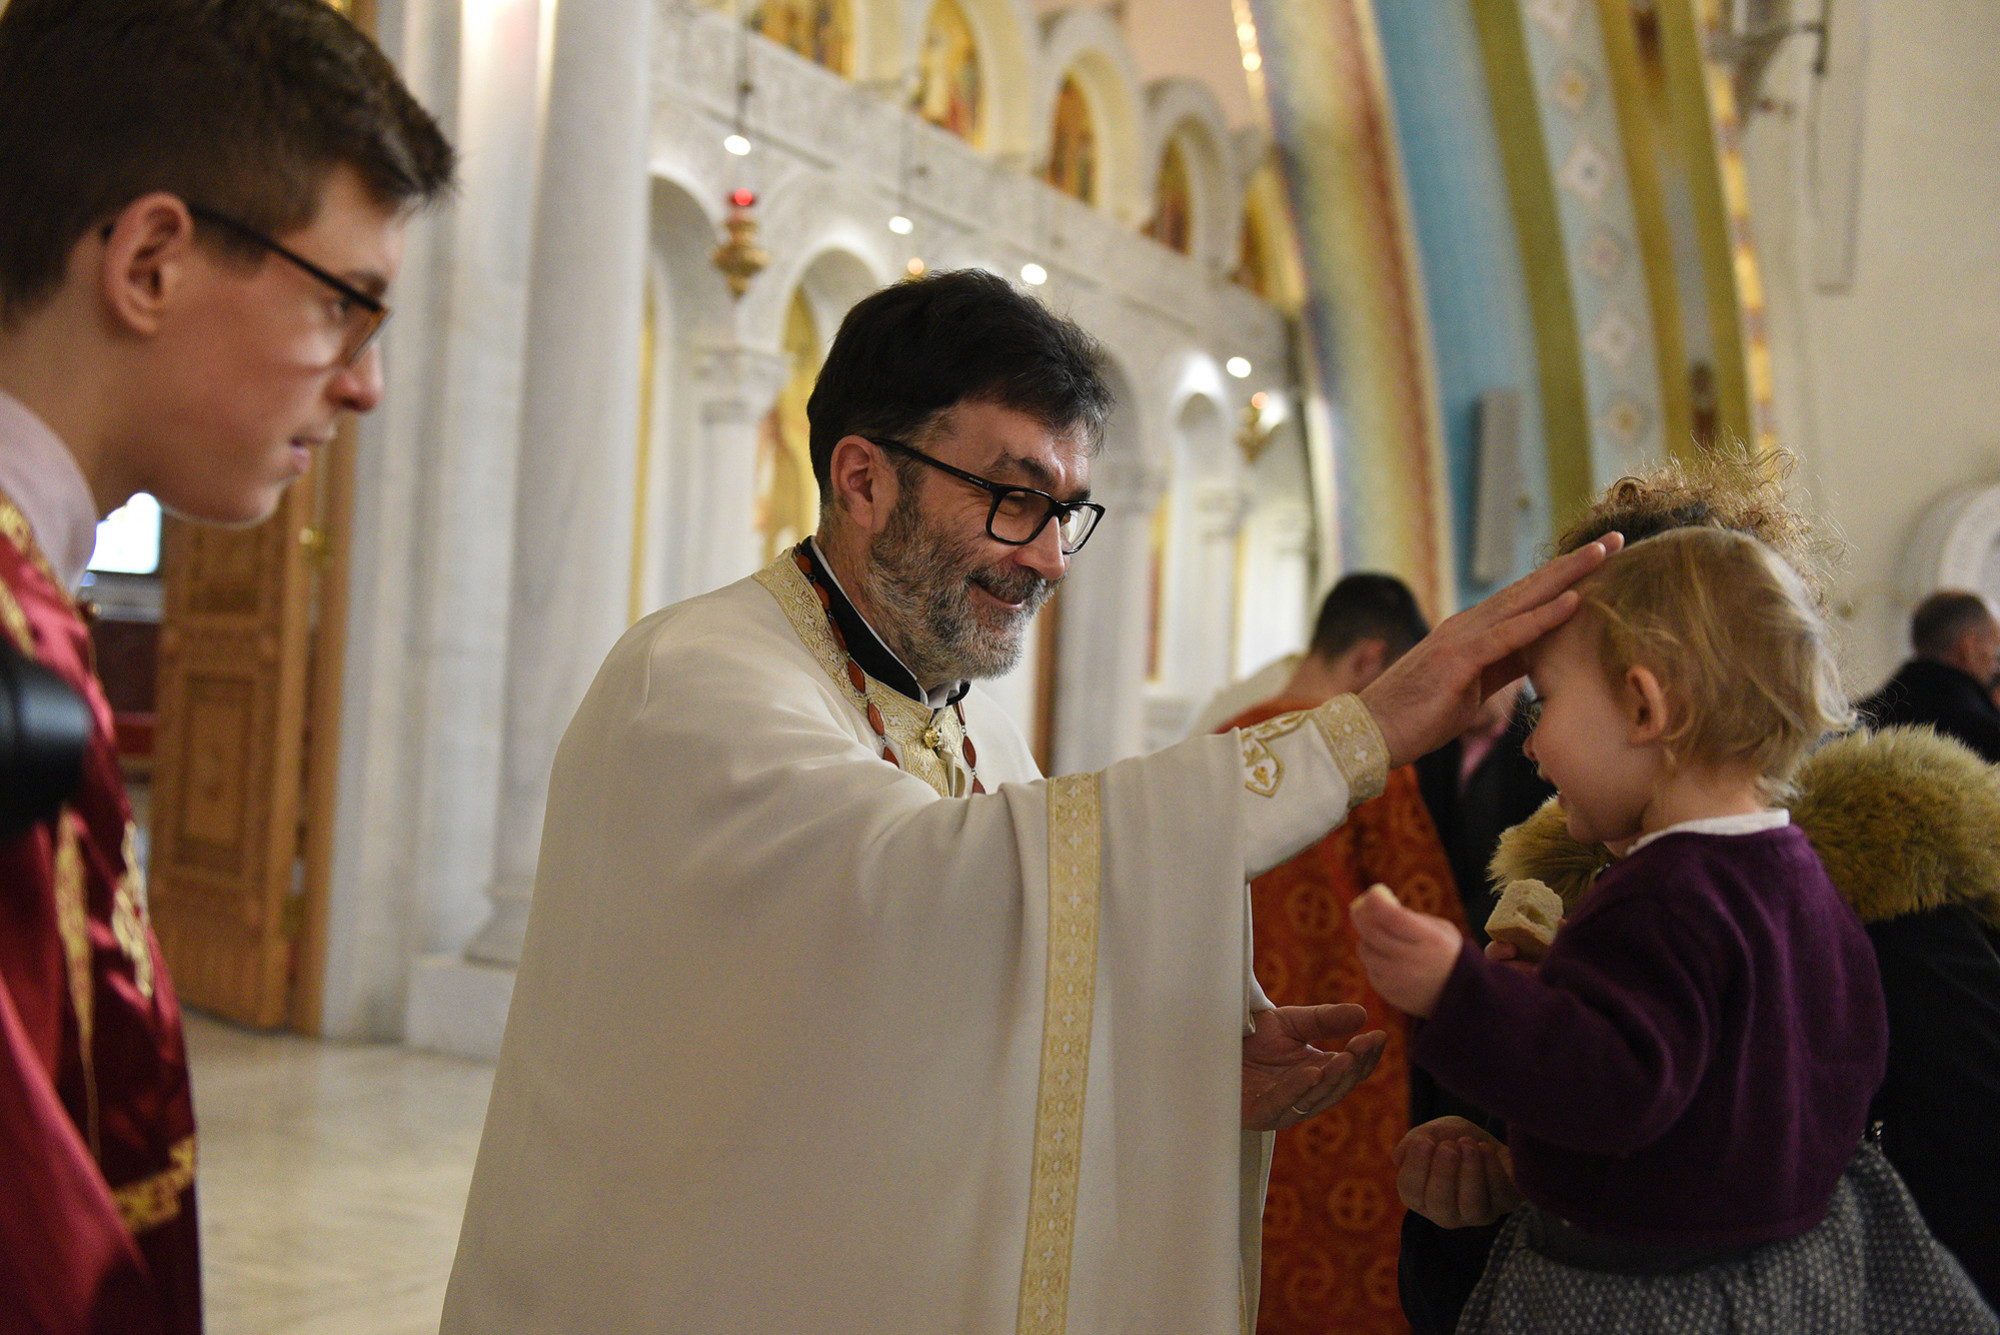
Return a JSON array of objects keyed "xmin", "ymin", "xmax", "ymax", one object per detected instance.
[
  {"xmin": 872, "ymin": 437, "xmax": 1106, "ymax": 555},
  {"xmin": 186, "ymin": 205, "xmax": 389, "ymax": 367}
]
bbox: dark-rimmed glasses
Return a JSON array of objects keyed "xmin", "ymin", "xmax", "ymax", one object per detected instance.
[
  {"xmin": 872, "ymin": 438, "xmax": 1105, "ymax": 555},
  {"xmin": 186, "ymin": 205, "xmax": 389, "ymax": 366}
]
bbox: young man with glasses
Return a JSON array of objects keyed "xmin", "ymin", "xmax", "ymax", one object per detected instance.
[
  {"xmin": 446, "ymin": 268, "xmax": 1618, "ymax": 1332},
  {"xmin": 0, "ymin": 2, "xmax": 453, "ymax": 1330}
]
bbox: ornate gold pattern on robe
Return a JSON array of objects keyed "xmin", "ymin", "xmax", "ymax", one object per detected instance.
[
  {"xmin": 754, "ymin": 552, "xmax": 975, "ymax": 798},
  {"xmin": 1016, "ymin": 772, "xmax": 1102, "ymax": 1333}
]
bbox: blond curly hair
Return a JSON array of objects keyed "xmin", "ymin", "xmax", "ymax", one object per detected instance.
[{"xmin": 1551, "ymin": 446, "xmax": 1840, "ymax": 606}]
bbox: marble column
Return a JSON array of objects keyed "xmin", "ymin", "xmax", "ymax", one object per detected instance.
[
  {"xmin": 470, "ymin": 0, "xmax": 654, "ymax": 967},
  {"xmin": 657, "ymin": 346, "xmax": 792, "ymax": 608},
  {"xmin": 1053, "ymin": 457, "xmax": 1167, "ymax": 774},
  {"xmin": 408, "ymin": 0, "xmax": 653, "ymax": 1058}
]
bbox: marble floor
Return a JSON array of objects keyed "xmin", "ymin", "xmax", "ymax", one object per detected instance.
[{"xmin": 185, "ymin": 1013, "xmax": 495, "ymax": 1335}]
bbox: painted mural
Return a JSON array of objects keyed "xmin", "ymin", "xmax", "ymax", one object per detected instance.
[{"xmin": 913, "ymin": 0, "xmax": 982, "ymax": 146}]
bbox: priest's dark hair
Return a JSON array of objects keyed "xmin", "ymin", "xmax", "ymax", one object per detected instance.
[
  {"xmin": 1308, "ymin": 573, "xmax": 1430, "ymax": 664},
  {"xmin": 0, "ymin": 0, "xmax": 456, "ymax": 324},
  {"xmin": 806, "ymin": 268, "xmax": 1114, "ymax": 495}
]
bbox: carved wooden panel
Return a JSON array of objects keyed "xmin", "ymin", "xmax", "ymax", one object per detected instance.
[{"xmin": 149, "ymin": 475, "xmax": 315, "ymax": 1029}]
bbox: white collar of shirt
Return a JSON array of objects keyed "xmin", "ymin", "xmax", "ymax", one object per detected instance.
[
  {"xmin": 1624, "ymin": 808, "xmax": 1790, "ymax": 856},
  {"xmin": 804, "ymin": 536, "xmax": 964, "ymax": 709},
  {"xmin": 0, "ymin": 388, "xmax": 98, "ymax": 591}
]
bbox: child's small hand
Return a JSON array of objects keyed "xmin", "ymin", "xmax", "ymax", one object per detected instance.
[
  {"xmin": 1483, "ymin": 937, "xmax": 1545, "ymax": 975},
  {"xmin": 1392, "ymin": 1117, "xmax": 1521, "ymax": 1228},
  {"xmin": 1348, "ymin": 884, "xmax": 1462, "ymax": 1018}
]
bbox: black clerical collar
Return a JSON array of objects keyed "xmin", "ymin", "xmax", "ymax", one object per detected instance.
[{"xmin": 803, "ymin": 539, "xmax": 970, "ymax": 708}]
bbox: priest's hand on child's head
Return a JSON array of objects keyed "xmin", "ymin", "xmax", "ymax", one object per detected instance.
[
  {"xmin": 1358, "ymin": 534, "xmax": 1621, "ymax": 768},
  {"xmin": 1349, "ymin": 884, "xmax": 1463, "ymax": 1018}
]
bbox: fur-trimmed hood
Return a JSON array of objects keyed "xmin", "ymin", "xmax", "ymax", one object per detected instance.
[{"xmin": 1486, "ymin": 725, "xmax": 2000, "ymax": 931}]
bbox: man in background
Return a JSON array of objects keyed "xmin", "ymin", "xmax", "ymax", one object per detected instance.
[
  {"xmin": 1219, "ymin": 573, "xmax": 1465, "ymax": 1335},
  {"xmin": 0, "ymin": 3, "xmax": 452, "ymax": 1329},
  {"xmin": 1859, "ymin": 589, "xmax": 2000, "ymax": 762}
]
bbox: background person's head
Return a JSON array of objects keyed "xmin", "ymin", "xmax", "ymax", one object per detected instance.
[
  {"xmin": 1285, "ymin": 572, "xmax": 1429, "ymax": 702},
  {"xmin": 808, "ymin": 270, "xmax": 1112, "ymax": 686},
  {"xmin": 0, "ymin": 0, "xmax": 454, "ymax": 523},
  {"xmin": 1910, "ymin": 590, "xmax": 2000, "ymax": 689}
]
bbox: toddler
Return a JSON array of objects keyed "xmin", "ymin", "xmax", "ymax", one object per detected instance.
[{"xmin": 1351, "ymin": 527, "xmax": 1995, "ymax": 1333}]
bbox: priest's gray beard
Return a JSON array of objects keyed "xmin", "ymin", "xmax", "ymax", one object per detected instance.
[{"xmin": 864, "ymin": 488, "xmax": 1057, "ymax": 683}]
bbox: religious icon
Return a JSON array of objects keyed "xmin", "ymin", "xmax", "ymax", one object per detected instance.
[
  {"xmin": 1044, "ymin": 75, "xmax": 1097, "ymax": 205},
  {"xmin": 748, "ymin": 0, "xmax": 851, "ymax": 76},
  {"xmin": 1144, "ymin": 138, "xmax": 1193, "ymax": 254},
  {"xmin": 913, "ymin": 0, "xmax": 983, "ymax": 146},
  {"xmin": 755, "ymin": 293, "xmax": 822, "ymax": 563},
  {"xmin": 1234, "ymin": 197, "xmax": 1271, "ymax": 298}
]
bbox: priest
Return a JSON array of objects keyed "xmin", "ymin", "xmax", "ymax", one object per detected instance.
[{"xmin": 441, "ymin": 270, "xmax": 1613, "ymax": 1333}]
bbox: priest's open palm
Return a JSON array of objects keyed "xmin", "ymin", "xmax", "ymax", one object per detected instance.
[{"xmin": 1241, "ymin": 1003, "xmax": 1387, "ymax": 1130}]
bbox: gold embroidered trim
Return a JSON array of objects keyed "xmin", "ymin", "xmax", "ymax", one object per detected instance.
[
  {"xmin": 1017, "ymin": 773, "xmax": 1101, "ymax": 1334},
  {"xmin": 112, "ymin": 1135, "xmax": 196, "ymax": 1234},
  {"xmin": 1237, "ymin": 711, "xmax": 1310, "ymax": 798},
  {"xmin": 0, "ymin": 576, "xmax": 30, "ymax": 654},
  {"xmin": 1311, "ymin": 694, "xmax": 1388, "ymax": 805},
  {"xmin": 0, "ymin": 491, "xmax": 34, "ymax": 554},
  {"xmin": 52, "ymin": 809, "xmax": 100, "ymax": 1157},
  {"xmin": 753, "ymin": 553, "xmax": 970, "ymax": 799},
  {"xmin": 112, "ymin": 824, "xmax": 154, "ymax": 1002}
]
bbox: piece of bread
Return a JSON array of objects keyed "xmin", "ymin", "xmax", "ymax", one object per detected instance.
[{"xmin": 1485, "ymin": 878, "xmax": 1564, "ymax": 951}]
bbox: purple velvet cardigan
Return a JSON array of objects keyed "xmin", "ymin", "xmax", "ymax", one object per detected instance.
[{"xmin": 1413, "ymin": 826, "xmax": 1887, "ymax": 1248}]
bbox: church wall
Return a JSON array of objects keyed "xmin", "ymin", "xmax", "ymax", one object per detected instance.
[
  {"xmin": 1741, "ymin": 0, "xmax": 2000, "ymax": 693},
  {"xmin": 1373, "ymin": 1, "xmax": 1554, "ymax": 611}
]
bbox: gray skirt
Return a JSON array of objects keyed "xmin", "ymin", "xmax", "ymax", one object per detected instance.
[{"xmin": 1455, "ymin": 1142, "xmax": 1997, "ymax": 1334}]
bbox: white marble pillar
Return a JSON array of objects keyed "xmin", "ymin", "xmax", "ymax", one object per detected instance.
[
  {"xmin": 1053, "ymin": 457, "xmax": 1167, "ymax": 774},
  {"xmin": 657, "ymin": 345, "xmax": 791, "ymax": 608},
  {"xmin": 464, "ymin": 0, "xmax": 654, "ymax": 971}
]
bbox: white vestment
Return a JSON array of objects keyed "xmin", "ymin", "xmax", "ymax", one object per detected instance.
[{"xmin": 441, "ymin": 553, "xmax": 1386, "ymax": 1334}]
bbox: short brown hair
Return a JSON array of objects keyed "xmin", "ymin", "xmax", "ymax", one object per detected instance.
[
  {"xmin": 1910, "ymin": 590, "xmax": 1996, "ymax": 659},
  {"xmin": 1576, "ymin": 527, "xmax": 1853, "ymax": 800},
  {"xmin": 0, "ymin": 0, "xmax": 455, "ymax": 323}
]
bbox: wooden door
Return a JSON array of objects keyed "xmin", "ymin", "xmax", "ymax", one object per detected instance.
[{"xmin": 148, "ymin": 468, "xmax": 321, "ymax": 1029}]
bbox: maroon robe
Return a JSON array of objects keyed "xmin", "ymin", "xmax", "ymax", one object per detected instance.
[{"xmin": 0, "ymin": 492, "xmax": 199, "ymax": 1335}]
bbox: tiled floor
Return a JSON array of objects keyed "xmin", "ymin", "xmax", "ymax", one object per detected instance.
[{"xmin": 185, "ymin": 1013, "xmax": 495, "ymax": 1335}]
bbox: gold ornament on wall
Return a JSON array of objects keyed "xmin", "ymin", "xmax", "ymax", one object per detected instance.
[{"xmin": 1236, "ymin": 391, "xmax": 1276, "ymax": 465}]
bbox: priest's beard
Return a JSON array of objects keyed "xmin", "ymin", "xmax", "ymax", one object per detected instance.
[{"xmin": 864, "ymin": 489, "xmax": 1058, "ymax": 683}]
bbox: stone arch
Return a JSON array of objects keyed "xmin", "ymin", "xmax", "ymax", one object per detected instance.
[
  {"xmin": 1141, "ymin": 78, "xmax": 1237, "ymax": 270},
  {"xmin": 900, "ymin": 0, "xmax": 1036, "ymax": 158},
  {"xmin": 1034, "ymin": 8, "xmax": 1146, "ymax": 227}
]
